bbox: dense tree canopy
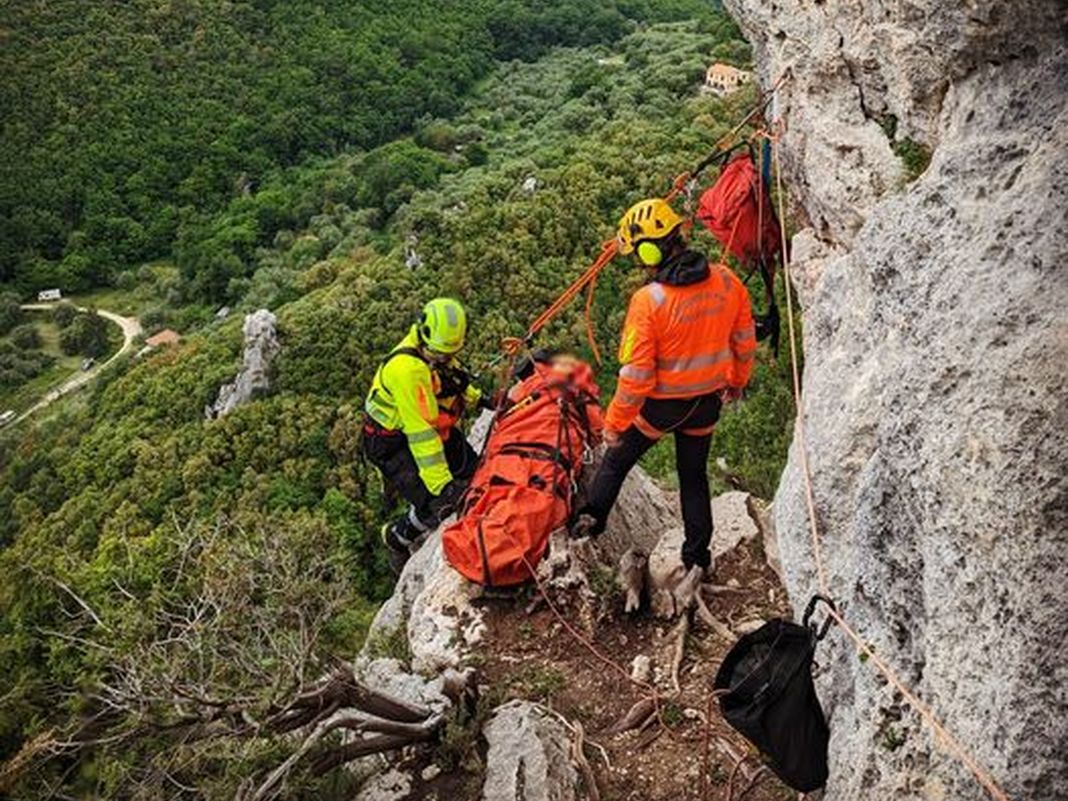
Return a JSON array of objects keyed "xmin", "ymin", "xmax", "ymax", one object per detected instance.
[
  {"xmin": 0, "ymin": 293, "xmax": 22, "ymax": 334},
  {"xmin": 0, "ymin": 0, "xmax": 723, "ymax": 299},
  {"xmin": 58, "ymin": 310, "xmax": 110, "ymax": 358}
]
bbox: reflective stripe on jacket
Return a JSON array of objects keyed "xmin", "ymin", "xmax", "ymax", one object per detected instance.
[
  {"xmin": 364, "ymin": 326, "xmax": 481, "ymax": 494},
  {"xmin": 606, "ymin": 263, "xmax": 756, "ymax": 432}
]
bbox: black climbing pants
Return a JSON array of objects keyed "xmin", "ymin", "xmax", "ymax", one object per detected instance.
[
  {"xmin": 362, "ymin": 424, "xmax": 478, "ymax": 535},
  {"xmin": 581, "ymin": 392, "xmax": 721, "ymax": 570}
]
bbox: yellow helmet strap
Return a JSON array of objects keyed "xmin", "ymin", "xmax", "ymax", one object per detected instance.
[{"xmin": 636, "ymin": 240, "xmax": 663, "ymax": 267}]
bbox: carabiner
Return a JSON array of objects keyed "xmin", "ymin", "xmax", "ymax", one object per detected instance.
[{"xmin": 802, "ymin": 594, "xmax": 837, "ymax": 642}]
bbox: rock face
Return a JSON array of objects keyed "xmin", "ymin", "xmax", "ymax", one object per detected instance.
[
  {"xmin": 482, "ymin": 701, "xmax": 577, "ymax": 801},
  {"xmin": 723, "ymin": 1, "xmax": 1068, "ymax": 799},
  {"xmin": 205, "ymin": 309, "xmax": 280, "ymax": 418},
  {"xmin": 647, "ymin": 490, "xmax": 760, "ymax": 616}
]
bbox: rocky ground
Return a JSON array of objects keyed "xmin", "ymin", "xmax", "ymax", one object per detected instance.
[
  {"xmin": 471, "ymin": 519, "xmax": 795, "ymax": 801},
  {"xmin": 349, "ymin": 461, "xmax": 811, "ymax": 801}
]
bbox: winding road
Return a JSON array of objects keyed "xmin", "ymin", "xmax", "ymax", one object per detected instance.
[{"xmin": 10, "ymin": 304, "xmax": 142, "ymax": 425}]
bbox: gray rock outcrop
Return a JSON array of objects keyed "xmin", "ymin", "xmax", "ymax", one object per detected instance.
[
  {"xmin": 724, "ymin": 1, "xmax": 1068, "ymax": 799},
  {"xmin": 482, "ymin": 701, "xmax": 577, "ymax": 801},
  {"xmin": 205, "ymin": 309, "xmax": 280, "ymax": 418},
  {"xmin": 647, "ymin": 490, "xmax": 759, "ymax": 616},
  {"xmin": 354, "ymin": 768, "xmax": 413, "ymax": 801}
]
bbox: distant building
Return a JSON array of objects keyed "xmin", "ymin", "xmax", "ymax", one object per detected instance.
[
  {"xmin": 215, "ymin": 306, "xmax": 231, "ymax": 320},
  {"xmin": 704, "ymin": 63, "xmax": 750, "ymax": 96},
  {"xmin": 145, "ymin": 329, "xmax": 180, "ymax": 348},
  {"xmin": 37, "ymin": 288, "xmax": 62, "ymax": 302}
]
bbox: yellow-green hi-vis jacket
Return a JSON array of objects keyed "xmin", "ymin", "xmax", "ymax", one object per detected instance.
[{"xmin": 365, "ymin": 326, "xmax": 481, "ymax": 494}]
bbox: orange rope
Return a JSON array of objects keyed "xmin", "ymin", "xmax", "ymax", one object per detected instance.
[
  {"xmin": 720, "ymin": 208, "xmax": 744, "ymax": 268},
  {"xmin": 768, "ymin": 126, "xmax": 1012, "ymax": 801},
  {"xmin": 584, "ymin": 273, "xmax": 602, "ymax": 364},
  {"xmin": 508, "ymin": 238, "xmax": 618, "ymax": 361}
]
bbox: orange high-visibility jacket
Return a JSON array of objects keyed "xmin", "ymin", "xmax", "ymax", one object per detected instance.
[{"xmin": 605, "ymin": 261, "xmax": 756, "ymax": 432}]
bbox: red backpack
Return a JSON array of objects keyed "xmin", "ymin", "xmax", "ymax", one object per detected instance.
[
  {"xmin": 696, "ymin": 150, "xmax": 783, "ymax": 268},
  {"xmin": 442, "ymin": 360, "xmax": 603, "ymax": 587},
  {"xmin": 696, "ymin": 149, "xmax": 785, "ymax": 352}
]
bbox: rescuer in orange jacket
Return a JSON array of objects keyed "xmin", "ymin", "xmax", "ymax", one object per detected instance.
[{"xmin": 570, "ymin": 198, "xmax": 756, "ymax": 580}]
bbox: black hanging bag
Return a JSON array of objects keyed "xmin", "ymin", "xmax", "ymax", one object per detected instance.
[{"xmin": 713, "ymin": 595, "xmax": 836, "ymax": 792}]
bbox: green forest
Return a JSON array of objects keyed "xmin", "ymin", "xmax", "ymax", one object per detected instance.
[
  {"xmin": 2, "ymin": 0, "xmax": 725, "ymax": 297},
  {"xmin": 0, "ymin": 2, "xmax": 795, "ymax": 797}
]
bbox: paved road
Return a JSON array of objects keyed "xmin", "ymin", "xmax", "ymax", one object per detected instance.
[{"xmin": 9, "ymin": 304, "xmax": 142, "ymax": 425}]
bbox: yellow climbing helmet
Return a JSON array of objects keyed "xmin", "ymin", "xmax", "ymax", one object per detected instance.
[
  {"xmin": 616, "ymin": 198, "xmax": 685, "ymax": 256},
  {"xmin": 418, "ymin": 297, "xmax": 467, "ymax": 355}
]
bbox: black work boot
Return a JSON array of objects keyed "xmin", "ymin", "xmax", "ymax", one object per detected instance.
[
  {"xmin": 381, "ymin": 519, "xmax": 416, "ymax": 575},
  {"xmin": 569, "ymin": 512, "xmax": 599, "ymax": 540}
]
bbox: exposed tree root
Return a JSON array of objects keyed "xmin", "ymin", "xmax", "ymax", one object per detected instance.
[
  {"xmin": 666, "ymin": 613, "xmax": 691, "ymax": 695},
  {"xmin": 695, "ymin": 592, "xmax": 735, "ymax": 642},
  {"xmin": 733, "ymin": 766, "xmax": 771, "ymax": 801},
  {"xmin": 715, "ymin": 738, "xmax": 757, "ymax": 783},
  {"xmin": 637, "ymin": 726, "xmax": 664, "ymax": 750},
  {"xmin": 570, "ymin": 720, "xmax": 601, "ymax": 801},
  {"xmin": 608, "ymin": 697, "xmax": 657, "ymax": 735},
  {"xmin": 241, "ymin": 668, "xmax": 472, "ymax": 799},
  {"xmin": 701, "ymin": 582, "xmax": 748, "ymax": 596}
]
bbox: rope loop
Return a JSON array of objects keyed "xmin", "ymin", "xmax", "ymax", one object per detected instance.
[{"xmin": 500, "ymin": 336, "xmax": 525, "ymax": 357}]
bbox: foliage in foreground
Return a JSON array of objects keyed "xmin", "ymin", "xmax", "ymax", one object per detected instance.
[{"xmin": 0, "ymin": 517, "xmax": 378, "ymax": 799}]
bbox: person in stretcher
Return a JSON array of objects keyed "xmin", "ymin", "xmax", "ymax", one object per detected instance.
[{"xmin": 442, "ymin": 351, "xmax": 604, "ymax": 586}]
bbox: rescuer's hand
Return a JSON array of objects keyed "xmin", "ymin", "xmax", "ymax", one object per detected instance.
[
  {"xmin": 429, "ymin": 479, "xmax": 467, "ymax": 519},
  {"xmin": 478, "ymin": 391, "xmax": 505, "ymax": 412},
  {"xmin": 603, "ymin": 428, "xmax": 622, "ymax": 447},
  {"xmin": 721, "ymin": 386, "xmax": 744, "ymax": 404}
]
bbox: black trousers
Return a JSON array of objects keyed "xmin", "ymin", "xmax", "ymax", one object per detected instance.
[
  {"xmin": 363, "ymin": 427, "xmax": 478, "ymax": 531},
  {"xmin": 582, "ymin": 392, "xmax": 721, "ymax": 570}
]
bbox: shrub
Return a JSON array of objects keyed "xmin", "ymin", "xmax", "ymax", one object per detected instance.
[
  {"xmin": 51, "ymin": 302, "xmax": 78, "ymax": 328},
  {"xmin": 0, "ymin": 292, "xmax": 22, "ymax": 334},
  {"xmin": 9, "ymin": 324, "xmax": 40, "ymax": 350},
  {"xmin": 0, "ymin": 341, "xmax": 54, "ymax": 389},
  {"xmin": 58, "ymin": 310, "xmax": 109, "ymax": 357}
]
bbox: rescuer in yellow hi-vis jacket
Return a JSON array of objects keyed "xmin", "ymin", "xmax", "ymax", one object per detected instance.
[{"xmin": 363, "ymin": 298, "xmax": 484, "ymax": 572}]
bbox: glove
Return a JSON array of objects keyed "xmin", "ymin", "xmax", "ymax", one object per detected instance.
[
  {"xmin": 721, "ymin": 386, "xmax": 744, "ymax": 403},
  {"xmin": 569, "ymin": 512, "xmax": 600, "ymax": 540},
  {"xmin": 429, "ymin": 479, "xmax": 467, "ymax": 520},
  {"xmin": 755, "ymin": 303, "xmax": 780, "ymax": 356},
  {"xmin": 478, "ymin": 391, "xmax": 506, "ymax": 412}
]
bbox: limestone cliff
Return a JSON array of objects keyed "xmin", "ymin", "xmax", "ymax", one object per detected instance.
[{"xmin": 722, "ymin": 1, "xmax": 1068, "ymax": 798}]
